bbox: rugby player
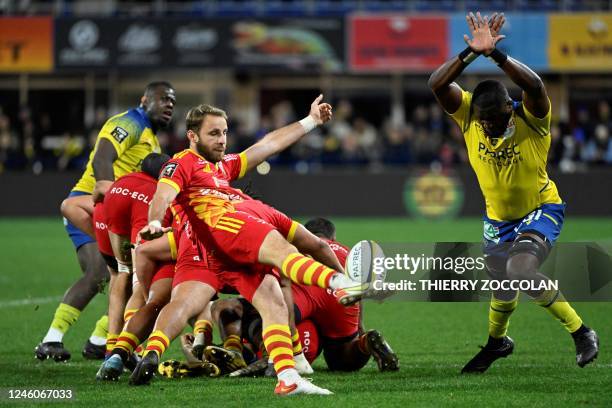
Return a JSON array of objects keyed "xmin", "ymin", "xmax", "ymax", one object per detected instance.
[
  {"xmin": 35, "ymin": 82, "xmax": 175, "ymax": 362},
  {"xmin": 428, "ymin": 12, "xmax": 598, "ymax": 373},
  {"xmin": 132, "ymin": 97, "xmax": 366, "ymax": 395}
]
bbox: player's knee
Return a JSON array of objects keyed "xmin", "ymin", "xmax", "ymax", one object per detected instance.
[{"xmin": 506, "ymin": 234, "xmax": 548, "ymax": 281}]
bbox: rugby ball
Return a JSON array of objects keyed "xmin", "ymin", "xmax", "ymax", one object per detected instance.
[{"xmin": 345, "ymin": 240, "xmax": 386, "ymax": 285}]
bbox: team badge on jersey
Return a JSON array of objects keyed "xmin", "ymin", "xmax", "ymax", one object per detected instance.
[
  {"xmin": 111, "ymin": 126, "xmax": 129, "ymax": 143},
  {"xmin": 161, "ymin": 162, "xmax": 179, "ymax": 178}
]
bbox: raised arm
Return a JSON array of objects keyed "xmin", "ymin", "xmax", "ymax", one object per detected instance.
[
  {"xmin": 241, "ymin": 95, "xmax": 332, "ymax": 171},
  {"xmin": 429, "ymin": 12, "xmax": 506, "ymax": 114},
  {"xmin": 464, "ymin": 12, "xmax": 549, "ymax": 118}
]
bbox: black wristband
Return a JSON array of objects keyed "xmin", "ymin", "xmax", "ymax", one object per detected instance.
[
  {"xmin": 458, "ymin": 46, "xmax": 479, "ymax": 65},
  {"xmin": 486, "ymin": 48, "xmax": 508, "ymax": 66}
]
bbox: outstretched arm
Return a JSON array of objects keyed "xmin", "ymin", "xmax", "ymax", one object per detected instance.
[
  {"xmin": 241, "ymin": 95, "xmax": 332, "ymax": 171},
  {"xmin": 429, "ymin": 12, "xmax": 506, "ymax": 114}
]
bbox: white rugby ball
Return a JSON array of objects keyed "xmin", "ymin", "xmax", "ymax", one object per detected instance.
[{"xmin": 345, "ymin": 240, "xmax": 386, "ymax": 285}]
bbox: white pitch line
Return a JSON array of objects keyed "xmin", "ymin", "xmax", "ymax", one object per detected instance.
[{"xmin": 0, "ymin": 296, "xmax": 61, "ymax": 308}]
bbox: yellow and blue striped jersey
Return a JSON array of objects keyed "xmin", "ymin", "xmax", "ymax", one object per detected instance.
[
  {"xmin": 449, "ymin": 89, "xmax": 562, "ymax": 221},
  {"xmin": 72, "ymin": 107, "xmax": 161, "ymax": 193}
]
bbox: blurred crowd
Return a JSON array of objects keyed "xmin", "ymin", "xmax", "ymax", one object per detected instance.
[{"xmin": 1, "ymin": 99, "xmax": 611, "ymax": 174}]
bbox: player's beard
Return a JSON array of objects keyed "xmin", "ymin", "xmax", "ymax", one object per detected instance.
[{"xmin": 195, "ymin": 142, "xmax": 224, "ymax": 163}]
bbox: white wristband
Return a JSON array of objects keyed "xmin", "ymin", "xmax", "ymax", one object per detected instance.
[
  {"xmin": 299, "ymin": 116, "xmax": 317, "ymax": 133},
  {"xmin": 148, "ymin": 220, "xmax": 162, "ymax": 229}
]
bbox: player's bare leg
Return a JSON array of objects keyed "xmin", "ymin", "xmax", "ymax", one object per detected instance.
[
  {"xmin": 134, "ymin": 235, "xmax": 173, "ymax": 297},
  {"xmin": 130, "ymin": 281, "xmax": 216, "ymax": 385},
  {"xmin": 205, "ymin": 299, "xmax": 248, "ymax": 373},
  {"xmin": 97, "ymin": 277, "xmax": 171, "ymax": 381},
  {"xmin": 61, "ymin": 195, "xmax": 95, "ymax": 238},
  {"xmin": 250, "ymin": 274, "xmax": 331, "ymax": 396}
]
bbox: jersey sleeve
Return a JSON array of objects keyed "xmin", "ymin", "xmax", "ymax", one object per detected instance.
[
  {"xmin": 159, "ymin": 155, "xmax": 191, "ymax": 193},
  {"xmin": 448, "ymin": 89, "xmax": 473, "ymax": 132},
  {"xmin": 97, "ymin": 113, "xmax": 144, "ymax": 157},
  {"xmin": 221, "ymin": 152, "xmax": 248, "ymax": 181},
  {"xmin": 522, "ymin": 100, "xmax": 552, "ymax": 136}
]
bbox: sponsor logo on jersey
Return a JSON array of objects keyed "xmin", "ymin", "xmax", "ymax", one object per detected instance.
[
  {"xmin": 161, "ymin": 162, "xmax": 178, "ymax": 178},
  {"xmin": 111, "ymin": 126, "xmax": 129, "ymax": 143}
]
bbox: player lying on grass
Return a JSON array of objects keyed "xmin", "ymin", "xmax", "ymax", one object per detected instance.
[
  {"xmin": 35, "ymin": 82, "xmax": 175, "ymax": 362},
  {"xmin": 428, "ymin": 11, "xmax": 598, "ymax": 373},
  {"xmin": 132, "ymin": 97, "xmax": 369, "ymax": 395}
]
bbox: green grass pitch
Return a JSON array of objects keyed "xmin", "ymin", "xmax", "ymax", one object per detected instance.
[{"xmin": 0, "ymin": 217, "xmax": 610, "ymax": 407}]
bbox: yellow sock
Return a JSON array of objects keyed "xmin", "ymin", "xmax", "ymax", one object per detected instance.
[
  {"xmin": 91, "ymin": 315, "xmax": 108, "ymax": 339},
  {"xmin": 114, "ymin": 331, "xmax": 140, "ymax": 355},
  {"xmin": 145, "ymin": 330, "xmax": 170, "ymax": 358},
  {"xmin": 262, "ymin": 324, "xmax": 295, "ymax": 375},
  {"xmin": 281, "ymin": 253, "xmax": 335, "ymax": 288},
  {"xmin": 50, "ymin": 303, "xmax": 81, "ymax": 333},
  {"xmin": 535, "ymin": 289, "xmax": 582, "ymax": 333},
  {"xmin": 106, "ymin": 334, "xmax": 118, "ymax": 354},
  {"xmin": 123, "ymin": 309, "xmax": 138, "ymax": 324},
  {"xmin": 291, "ymin": 331, "xmax": 302, "ymax": 355},
  {"xmin": 194, "ymin": 319, "xmax": 213, "ymax": 346},
  {"xmin": 223, "ymin": 334, "xmax": 243, "ymax": 353},
  {"xmin": 488, "ymin": 295, "xmax": 518, "ymax": 338}
]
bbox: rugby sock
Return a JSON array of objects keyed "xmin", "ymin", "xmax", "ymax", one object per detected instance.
[
  {"xmin": 262, "ymin": 324, "xmax": 295, "ymax": 375},
  {"xmin": 291, "ymin": 332, "xmax": 303, "ymax": 356},
  {"xmin": 281, "ymin": 253, "xmax": 336, "ymax": 289},
  {"xmin": 488, "ymin": 295, "xmax": 518, "ymax": 339},
  {"xmin": 193, "ymin": 319, "xmax": 213, "ymax": 347},
  {"xmin": 105, "ymin": 334, "xmax": 118, "ymax": 355},
  {"xmin": 42, "ymin": 303, "xmax": 81, "ymax": 343},
  {"xmin": 535, "ymin": 289, "xmax": 582, "ymax": 333},
  {"xmin": 145, "ymin": 330, "xmax": 170, "ymax": 358},
  {"xmin": 89, "ymin": 314, "xmax": 109, "ymax": 346},
  {"xmin": 134, "ymin": 345, "xmax": 144, "ymax": 357},
  {"xmin": 223, "ymin": 334, "xmax": 243, "ymax": 353},
  {"xmin": 114, "ymin": 331, "xmax": 140, "ymax": 361},
  {"xmin": 123, "ymin": 309, "xmax": 138, "ymax": 324}
]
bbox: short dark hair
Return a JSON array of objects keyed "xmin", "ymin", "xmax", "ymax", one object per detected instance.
[
  {"xmin": 304, "ymin": 217, "xmax": 336, "ymax": 240},
  {"xmin": 471, "ymin": 79, "xmax": 510, "ymax": 118},
  {"xmin": 141, "ymin": 152, "xmax": 171, "ymax": 179},
  {"xmin": 144, "ymin": 81, "xmax": 174, "ymax": 97}
]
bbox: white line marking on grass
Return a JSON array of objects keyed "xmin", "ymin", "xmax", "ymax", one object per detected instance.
[{"xmin": 0, "ymin": 296, "xmax": 61, "ymax": 308}]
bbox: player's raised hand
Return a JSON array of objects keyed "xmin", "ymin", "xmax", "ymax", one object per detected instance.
[
  {"xmin": 309, "ymin": 94, "xmax": 333, "ymax": 125},
  {"xmin": 488, "ymin": 12, "xmax": 506, "ymax": 38},
  {"xmin": 464, "ymin": 11, "xmax": 506, "ymax": 55}
]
